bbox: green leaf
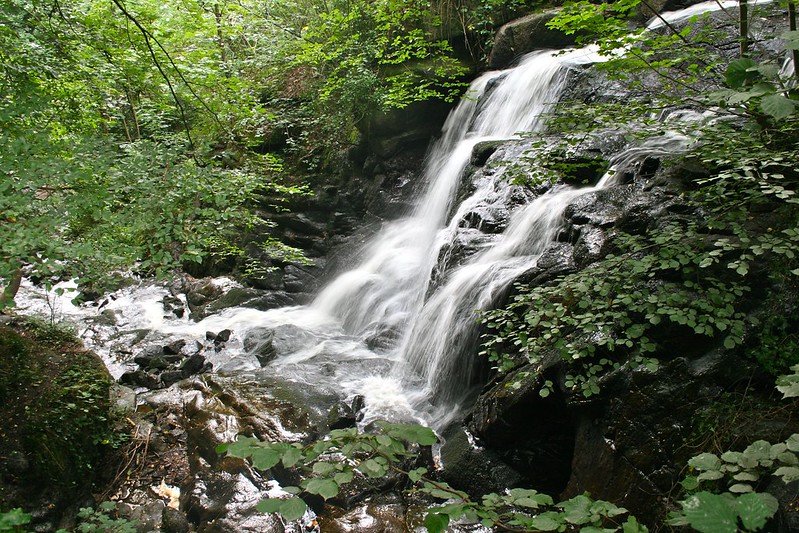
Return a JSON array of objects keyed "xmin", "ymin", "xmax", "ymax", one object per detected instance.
[
  {"xmin": 278, "ymin": 496, "xmax": 308, "ymax": 522},
  {"xmin": 281, "ymin": 446, "xmax": 303, "ymax": 468},
  {"xmin": 334, "ymin": 470, "xmax": 355, "ymax": 485},
  {"xmin": 774, "ymin": 465, "xmax": 799, "ymax": 482},
  {"xmin": 736, "ymin": 492, "xmax": 778, "ymax": 531},
  {"xmin": 358, "ymin": 458, "xmax": 388, "ymax": 478},
  {"xmin": 250, "ymin": 447, "xmax": 282, "ymax": 470},
  {"xmin": 560, "ymin": 494, "xmax": 593, "ymax": 525},
  {"xmin": 679, "ymin": 492, "xmax": 739, "ymax": 533},
  {"xmin": 726, "ymin": 58, "xmax": 759, "ymax": 88},
  {"xmin": 690, "ymin": 453, "xmax": 722, "ymax": 471},
  {"xmin": 423, "ymin": 512, "xmax": 450, "ymax": 533},
  {"xmin": 378, "ymin": 422, "xmax": 437, "ymax": 445},
  {"xmin": 760, "ymin": 94, "xmax": 795, "ymax": 120},
  {"xmin": 728, "ymin": 483, "xmax": 753, "ymax": 493},
  {"xmin": 409, "ymin": 467, "xmax": 428, "ymax": 483},
  {"xmin": 312, "ymin": 462, "xmax": 338, "ymax": 475},
  {"xmin": 786, "ymin": 434, "xmax": 799, "ymax": 452},
  {"xmin": 304, "ymin": 478, "xmax": 339, "ymax": 500},
  {"xmin": 256, "ymin": 498, "xmax": 283, "ymax": 513},
  {"xmin": 528, "ymin": 512, "xmax": 562, "ymax": 531}
]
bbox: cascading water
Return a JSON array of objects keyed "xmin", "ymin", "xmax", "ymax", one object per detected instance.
[{"xmin": 16, "ymin": 1, "xmax": 724, "ymax": 431}]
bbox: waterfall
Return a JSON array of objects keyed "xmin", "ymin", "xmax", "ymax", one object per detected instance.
[{"xmin": 16, "ymin": 1, "xmax": 718, "ymax": 431}]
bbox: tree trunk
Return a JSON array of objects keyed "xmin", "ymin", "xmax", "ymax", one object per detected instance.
[
  {"xmin": 740, "ymin": 0, "xmax": 749, "ymax": 56},
  {"xmin": 1, "ymin": 264, "xmax": 23, "ymax": 309},
  {"xmin": 789, "ymin": 0, "xmax": 799, "ymax": 83}
]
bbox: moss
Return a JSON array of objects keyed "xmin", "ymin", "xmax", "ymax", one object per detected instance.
[{"xmin": 0, "ymin": 318, "xmax": 127, "ymax": 512}]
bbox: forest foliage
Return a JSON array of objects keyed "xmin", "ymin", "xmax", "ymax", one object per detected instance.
[{"xmin": 0, "ymin": 0, "xmax": 532, "ymax": 306}]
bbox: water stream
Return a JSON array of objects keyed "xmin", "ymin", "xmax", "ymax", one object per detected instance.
[{"xmin": 16, "ymin": 1, "xmax": 742, "ymax": 430}]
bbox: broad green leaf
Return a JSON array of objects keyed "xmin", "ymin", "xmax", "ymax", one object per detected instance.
[
  {"xmin": 423, "ymin": 512, "xmax": 450, "ymax": 533},
  {"xmin": 256, "ymin": 498, "xmax": 283, "ymax": 513},
  {"xmin": 728, "ymin": 483, "xmax": 753, "ymax": 493},
  {"xmin": 281, "ymin": 446, "xmax": 303, "ymax": 468},
  {"xmin": 278, "ymin": 496, "xmax": 308, "ymax": 522},
  {"xmin": 528, "ymin": 512, "xmax": 562, "ymax": 531},
  {"xmin": 786, "ymin": 434, "xmax": 799, "ymax": 452},
  {"xmin": 774, "ymin": 465, "xmax": 799, "ymax": 482},
  {"xmin": 334, "ymin": 470, "xmax": 354, "ymax": 485},
  {"xmin": 725, "ymin": 58, "xmax": 759, "ymax": 88},
  {"xmin": 760, "ymin": 94, "xmax": 795, "ymax": 120},
  {"xmin": 680, "ymin": 492, "xmax": 739, "ymax": 533},
  {"xmin": 690, "ymin": 453, "xmax": 722, "ymax": 471},
  {"xmin": 623, "ymin": 516, "xmax": 649, "ymax": 532},
  {"xmin": 378, "ymin": 422, "xmax": 438, "ymax": 445},
  {"xmin": 250, "ymin": 447, "xmax": 282, "ymax": 470},
  {"xmin": 409, "ymin": 467, "xmax": 428, "ymax": 483},
  {"xmin": 736, "ymin": 492, "xmax": 778, "ymax": 531},
  {"xmin": 358, "ymin": 458, "xmax": 388, "ymax": 478},
  {"xmin": 312, "ymin": 462, "xmax": 338, "ymax": 475},
  {"xmin": 304, "ymin": 478, "xmax": 339, "ymax": 500},
  {"xmin": 560, "ymin": 494, "xmax": 593, "ymax": 525}
]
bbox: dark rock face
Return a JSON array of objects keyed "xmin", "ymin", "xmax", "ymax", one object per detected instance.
[{"xmin": 488, "ymin": 11, "xmax": 577, "ymax": 69}]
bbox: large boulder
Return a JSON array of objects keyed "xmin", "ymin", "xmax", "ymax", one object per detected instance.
[{"xmin": 488, "ymin": 11, "xmax": 577, "ymax": 69}]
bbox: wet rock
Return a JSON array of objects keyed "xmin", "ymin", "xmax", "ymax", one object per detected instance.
[
  {"xmin": 180, "ymin": 353, "xmax": 209, "ymax": 375},
  {"xmin": 5, "ymin": 451, "xmax": 29, "ymax": 476},
  {"xmin": 328, "ymin": 401, "xmax": 357, "ymax": 430},
  {"xmin": 440, "ymin": 428, "xmax": 524, "ymax": 497},
  {"xmin": 216, "ymin": 329, "xmax": 233, "ymax": 343},
  {"xmin": 242, "ymin": 325, "xmax": 319, "ymax": 366},
  {"xmin": 186, "ymin": 471, "xmax": 283, "ymax": 533},
  {"xmin": 572, "ymin": 226, "xmax": 606, "ymax": 267},
  {"xmin": 162, "ymin": 507, "xmax": 191, "ymax": 533},
  {"xmin": 488, "ymin": 10, "xmax": 577, "ymax": 69},
  {"xmin": 164, "ymin": 339, "xmax": 187, "ymax": 355},
  {"xmin": 471, "ymin": 140, "xmax": 504, "ymax": 167},
  {"xmin": 318, "ymin": 493, "xmax": 407, "ymax": 533},
  {"xmin": 535, "ymin": 242, "xmax": 576, "ymax": 276},
  {"xmin": 161, "ymin": 370, "xmax": 186, "ymax": 387},
  {"xmin": 120, "ymin": 370, "xmax": 161, "ymax": 390}
]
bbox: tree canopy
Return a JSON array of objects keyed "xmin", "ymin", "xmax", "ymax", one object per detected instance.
[{"xmin": 0, "ymin": 0, "xmax": 524, "ymax": 305}]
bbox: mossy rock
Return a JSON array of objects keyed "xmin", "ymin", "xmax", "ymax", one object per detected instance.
[{"xmin": 0, "ymin": 319, "xmax": 126, "ymax": 519}]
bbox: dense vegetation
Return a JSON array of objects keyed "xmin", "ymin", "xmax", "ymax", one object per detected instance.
[
  {"xmin": 3, "ymin": 0, "xmax": 799, "ymax": 531},
  {"xmin": 0, "ymin": 0, "xmax": 538, "ymax": 307}
]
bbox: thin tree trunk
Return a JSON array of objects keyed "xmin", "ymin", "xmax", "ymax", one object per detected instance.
[
  {"xmin": 1, "ymin": 264, "xmax": 22, "ymax": 309},
  {"xmin": 213, "ymin": 3, "xmax": 229, "ymax": 77},
  {"xmin": 789, "ymin": 0, "xmax": 799, "ymax": 83},
  {"xmin": 740, "ymin": 0, "xmax": 749, "ymax": 56}
]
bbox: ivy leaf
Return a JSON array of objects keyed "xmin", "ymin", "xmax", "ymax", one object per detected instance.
[
  {"xmin": 680, "ymin": 492, "xmax": 739, "ymax": 533},
  {"xmin": 736, "ymin": 492, "xmax": 779, "ymax": 531},
  {"xmin": 760, "ymin": 94, "xmax": 795, "ymax": 120},
  {"xmin": 423, "ymin": 512, "xmax": 450, "ymax": 533}
]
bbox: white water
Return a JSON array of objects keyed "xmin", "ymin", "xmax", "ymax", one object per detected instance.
[{"xmin": 16, "ymin": 1, "xmax": 719, "ymax": 429}]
